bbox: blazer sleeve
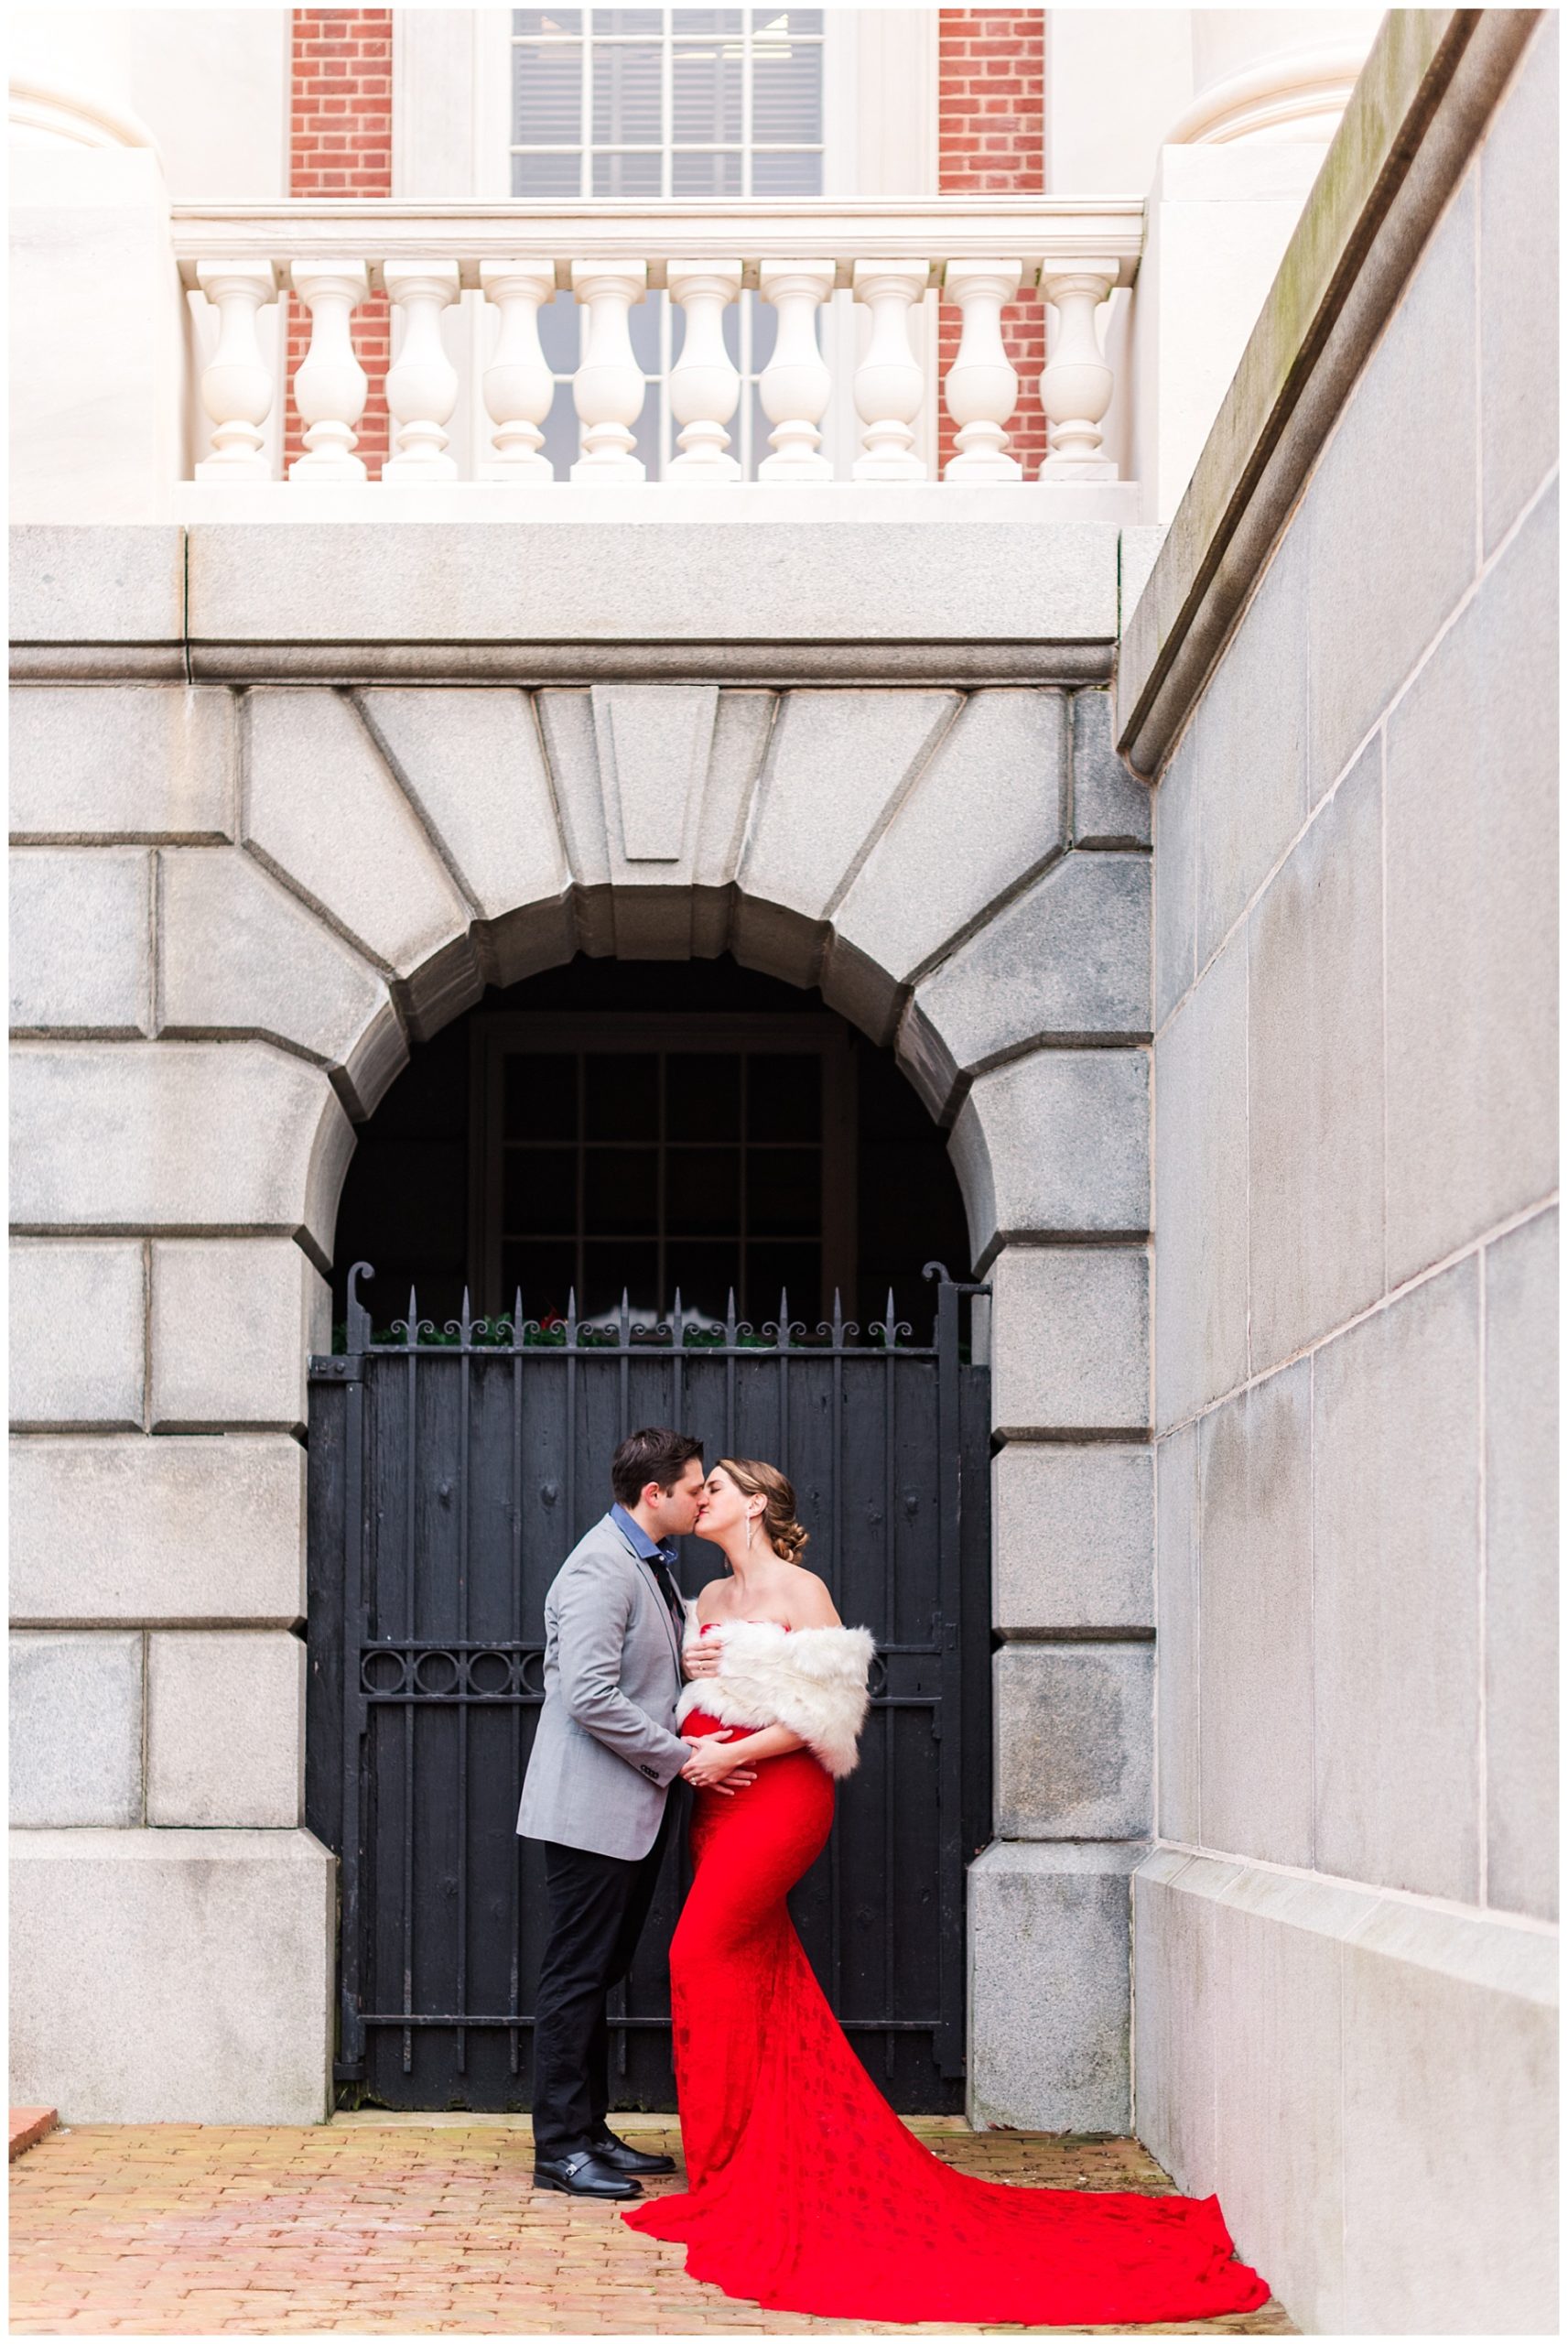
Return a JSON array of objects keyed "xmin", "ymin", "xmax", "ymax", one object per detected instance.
[{"xmin": 554, "ymin": 1547, "xmax": 690, "ymax": 1785}]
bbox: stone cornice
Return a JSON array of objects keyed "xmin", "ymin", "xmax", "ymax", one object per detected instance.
[
  {"xmin": 9, "ymin": 516, "xmax": 1124, "ymax": 687},
  {"xmin": 1114, "ymin": 7, "xmax": 1544, "ymax": 781}
]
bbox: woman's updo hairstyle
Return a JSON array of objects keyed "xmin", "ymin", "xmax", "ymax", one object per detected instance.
[{"xmin": 718, "ymin": 1458, "xmax": 810, "ymax": 1562}]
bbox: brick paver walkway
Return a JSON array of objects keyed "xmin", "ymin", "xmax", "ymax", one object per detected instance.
[{"xmin": 11, "ymin": 2115, "xmax": 1297, "ymax": 2336}]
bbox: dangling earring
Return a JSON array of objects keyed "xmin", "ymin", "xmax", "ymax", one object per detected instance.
[{"xmin": 745, "ymin": 1510, "xmax": 756, "ymax": 1551}]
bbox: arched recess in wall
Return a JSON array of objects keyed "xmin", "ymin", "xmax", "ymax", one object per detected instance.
[
  {"xmin": 330, "ymin": 954, "xmax": 974, "ymax": 1343},
  {"xmin": 234, "ymin": 679, "xmax": 1152, "ymax": 1309}
]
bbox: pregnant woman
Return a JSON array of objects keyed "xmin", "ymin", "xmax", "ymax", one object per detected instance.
[{"xmin": 622, "ymin": 1454, "xmax": 1271, "ymax": 2327}]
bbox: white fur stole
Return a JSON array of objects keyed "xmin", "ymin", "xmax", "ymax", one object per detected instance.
[{"xmin": 676, "ymin": 1612, "xmax": 876, "ymax": 1778}]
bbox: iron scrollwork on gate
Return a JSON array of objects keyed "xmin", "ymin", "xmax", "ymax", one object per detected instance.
[{"xmin": 305, "ymin": 1264, "xmax": 991, "ymax": 2113}]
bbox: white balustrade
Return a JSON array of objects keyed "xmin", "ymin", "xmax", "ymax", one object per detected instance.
[
  {"xmin": 287, "ymin": 259, "xmax": 370, "ymax": 481},
  {"xmin": 758, "ymin": 262, "xmax": 834, "ymax": 482},
  {"xmin": 174, "ymin": 203, "xmax": 1142, "ymax": 495},
  {"xmin": 194, "ymin": 261, "xmax": 278, "ymax": 478},
  {"xmin": 1038, "ymin": 265, "xmax": 1119, "ymax": 480},
  {"xmin": 569, "ymin": 258, "xmax": 648, "ymax": 481},
  {"xmin": 850, "ymin": 261, "xmax": 930, "ymax": 482},
  {"xmin": 479, "ymin": 262, "xmax": 557, "ymax": 478},
  {"xmin": 384, "ymin": 263, "xmax": 460, "ymax": 479},
  {"xmin": 667, "ymin": 263, "xmax": 742, "ymax": 478},
  {"xmin": 941, "ymin": 260, "xmax": 1022, "ymax": 481}
]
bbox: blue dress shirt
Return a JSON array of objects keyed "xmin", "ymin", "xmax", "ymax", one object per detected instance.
[{"xmin": 609, "ymin": 1502, "xmax": 680, "ymax": 1569}]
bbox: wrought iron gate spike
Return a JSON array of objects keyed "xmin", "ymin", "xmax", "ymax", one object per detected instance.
[
  {"xmin": 566, "ymin": 1287, "xmax": 579, "ymax": 1344},
  {"xmin": 725, "ymin": 1287, "xmax": 738, "ymax": 1345},
  {"xmin": 512, "ymin": 1288, "xmax": 524, "ymax": 1350},
  {"xmin": 671, "ymin": 1287, "xmax": 685, "ymax": 1347}
]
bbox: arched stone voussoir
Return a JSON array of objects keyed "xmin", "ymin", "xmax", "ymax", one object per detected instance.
[
  {"xmin": 355, "ymin": 689, "xmax": 569, "ymax": 926},
  {"xmin": 897, "ymin": 851, "xmax": 1152, "ymax": 1119},
  {"xmin": 738, "ymin": 689, "xmax": 961, "ymax": 935},
  {"xmin": 826, "ymin": 689, "xmax": 1069, "ymax": 1038},
  {"xmin": 243, "ymin": 689, "xmax": 481, "ymax": 1015},
  {"xmin": 947, "ymin": 1047, "xmax": 1151, "ymax": 1275},
  {"xmin": 729, "ymin": 894, "xmax": 830, "ymax": 995},
  {"xmin": 158, "ymin": 849, "xmax": 408, "ymax": 1119},
  {"xmin": 10, "ymin": 1041, "xmax": 355, "ymax": 1276}
]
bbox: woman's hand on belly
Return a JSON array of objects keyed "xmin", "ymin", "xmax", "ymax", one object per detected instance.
[{"xmin": 680, "ymin": 1728, "xmax": 757, "ymax": 1795}]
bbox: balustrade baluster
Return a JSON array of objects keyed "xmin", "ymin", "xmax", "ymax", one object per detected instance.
[
  {"xmin": 569, "ymin": 259, "xmax": 648, "ymax": 482},
  {"xmin": 757, "ymin": 263, "xmax": 835, "ymax": 482},
  {"xmin": 287, "ymin": 260, "xmax": 371, "ymax": 481},
  {"xmin": 1038, "ymin": 265, "xmax": 1119, "ymax": 479},
  {"xmin": 195, "ymin": 261, "xmax": 278, "ymax": 479},
  {"xmin": 384, "ymin": 263, "xmax": 461, "ymax": 480},
  {"xmin": 941, "ymin": 260, "xmax": 1024, "ymax": 481},
  {"xmin": 667, "ymin": 263, "xmax": 742, "ymax": 478},
  {"xmin": 479, "ymin": 262, "xmax": 557, "ymax": 479},
  {"xmin": 851, "ymin": 261, "xmax": 930, "ymax": 482}
]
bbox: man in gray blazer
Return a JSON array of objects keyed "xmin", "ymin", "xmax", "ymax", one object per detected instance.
[{"xmin": 518, "ymin": 1425, "xmax": 754, "ymax": 2198}]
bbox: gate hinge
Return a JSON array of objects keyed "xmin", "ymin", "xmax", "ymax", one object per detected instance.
[{"xmin": 310, "ymin": 1355, "xmax": 364, "ymax": 1384}]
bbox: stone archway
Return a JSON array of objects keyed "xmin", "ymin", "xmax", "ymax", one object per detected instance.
[{"xmin": 11, "ymin": 672, "xmax": 1152, "ymax": 2127}]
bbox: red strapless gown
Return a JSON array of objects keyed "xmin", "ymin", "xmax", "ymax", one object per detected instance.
[{"xmin": 622, "ymin": 1627, "xmax": 1271, "ymax": 2324}]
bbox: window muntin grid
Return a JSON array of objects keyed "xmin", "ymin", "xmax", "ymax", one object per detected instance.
[
  {"xmin": 479, "ymin": 1018, "xmax": 854, "ymax": 1325},
  {"xmin": 511, "ymin": 8, "xmax": 824, "ymax": 201}
]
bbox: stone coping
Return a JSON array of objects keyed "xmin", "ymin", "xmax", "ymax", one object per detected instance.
[
  {"xmin": 1115, "ymin": 7, "xmax": 1544, "ymax": 779},
  {"xmin": 1137, "ymin": 1849, "xmax": 1560, "ymax": 2007}
]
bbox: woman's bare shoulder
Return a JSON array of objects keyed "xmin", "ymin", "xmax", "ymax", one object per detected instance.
[
  {"xmin": 784, "ymin": 1566, "xmax": 841, "ymax": 1627},
  {"xmin": 693, "ymin": 1578, "xmax": 736, "ymax": 1622}
]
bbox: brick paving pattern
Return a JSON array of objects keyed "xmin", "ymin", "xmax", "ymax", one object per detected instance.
[{"xmin": 11, "ymin": 2116, "xmax": 1296, "ymax": 2335}]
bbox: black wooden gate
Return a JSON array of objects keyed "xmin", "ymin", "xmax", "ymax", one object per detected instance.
[{"xmin": 306, "ymin": 1265, "xmax": 991, "ymax": 2114}]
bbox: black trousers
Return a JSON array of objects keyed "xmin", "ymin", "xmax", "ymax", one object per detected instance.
[{"xmin": 531, "ymin": 1795, "xmax": 677, "ymax": 2159}]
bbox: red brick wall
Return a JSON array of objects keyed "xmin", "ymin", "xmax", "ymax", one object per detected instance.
[
  {"xmin": 937, "ymin": 8, "xmax": 1047, "ymax": 476},
  {"xmin": 287, "ymin": 9, "xmax": 393, "ymax": 474}
]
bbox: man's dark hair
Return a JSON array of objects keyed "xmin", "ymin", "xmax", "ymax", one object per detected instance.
[{"xmin": 611, "ymin": 1427, "xmax": 704, "ymax": 1508}]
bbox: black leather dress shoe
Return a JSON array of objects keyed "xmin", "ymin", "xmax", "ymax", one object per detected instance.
[
  {"xmin": 532, "ymin": 2147, "xmax": 643, "ymax": 2198},
  {"xmin": 590, "ymin": 2126, "xmax": 677, "ymax": 2176}
]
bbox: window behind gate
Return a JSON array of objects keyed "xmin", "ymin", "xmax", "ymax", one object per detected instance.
[{"xmin": 470, "ymin": 1011, "xmax": 856, "ymax": 1326}]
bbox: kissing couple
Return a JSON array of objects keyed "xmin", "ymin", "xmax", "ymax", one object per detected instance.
[{"xmin": 515, "ymin": 1427, "xmax": 1271, "ymax": 2326}]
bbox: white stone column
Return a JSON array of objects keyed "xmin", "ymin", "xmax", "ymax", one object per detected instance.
[
  {"xmin": 941, "ymin": 260, "xmax": 1024, "ymax": 481},
  {"xmin": 287, "ymin": 260, "xmax": 370, "ymax": 482},
  {"xmin": 478, "ymin": 262, "xmax": 557, "ymax": 479},
  {"xmin": 1039, "ymin": 264, "xmax": 1119, "ymax": 480},
  {"xmin": 194, "ymin": 262, "xmax": 279, "ymax": 481},
  {"xmin": 851, "ymin": 261, "xmax": 930, "ymax": 482},
  {"xmin": 667, "ymin": 263, "xmax": 742, "ymax": 478},
  {"xmin": 383, "ymin": 263, "xmax": 461, "ymax": 480},
  {"xmin": 1175, "ymin": 8, "xmax": 1381, "ymax": 144},
  {"xmin": 758, "ymin": 262, "xmax": 836, "ymax": 482},
  {"xmin": 569, "ymin": 258, "xmax": 648, "ymax": 482}
]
